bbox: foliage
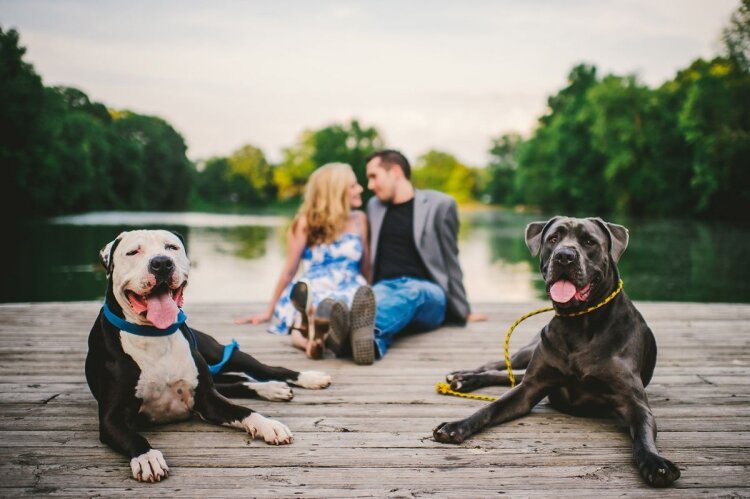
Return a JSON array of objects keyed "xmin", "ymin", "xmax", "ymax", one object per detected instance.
[
  {"xmin": 723, "ymin": 0, "xmax": 750, "ymax": 72},
  {"xmin": 110, "ymin": 112, "xmax": 193, "ymax": 210},
  {"xmin": 273, "ymin": 120, "xmax": 384, "ymax": 201},
  {"xmin": 194, "ymin": 144, "xmax": 275, "ymax": 207},
  {"xmin": 272, "ymin": 131, "xmax": 317, "ymax": 200},
  {"xmin": 412, "ymin": 150, "xmax": 479, "ymax": 203},
  {"xmin": 227, "ymin": 144, "xmax": 276, "ymax": 205},
  {"xmin": 4, "ymin": 1, "xmax": 750, "ymax": 222},
  {"xmin": 1, "ymin": 26, "xmax": 194, "ymax": 217},
  {"xmin": 507, "ymin": 53, "xmax": 750, "ymax": 220},
  {"xmin": 0, "ymin": 27, "xmax": 47, "ymax": 217},
  {"xmin": 310, "ymin": 120, "xmax": 384, "ymax": 189},
  {"xmin": 676, "ymin": 58, "xmax": 750, "ymax": 218},
  {"xmin": 515, "ymin": 64, "xmax": 609, "ymax": 215},
  {"xmin": 484, "ymin": 133, "xmax": 522, "ymax": 204}
]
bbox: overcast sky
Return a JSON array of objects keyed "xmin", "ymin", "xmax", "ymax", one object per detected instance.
[{"xmin": 1, "ymin": 0, "xmax": 739, "ymax": 166}]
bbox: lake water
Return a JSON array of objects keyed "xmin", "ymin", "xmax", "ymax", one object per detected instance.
[{"xmin": 3, "ymin": 210, "xmax": 749, "ymax": 304}]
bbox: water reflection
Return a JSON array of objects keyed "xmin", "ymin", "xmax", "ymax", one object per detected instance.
[{"xmin": 3, "ymin": 210, "xmax": 749, "ymax": 304}]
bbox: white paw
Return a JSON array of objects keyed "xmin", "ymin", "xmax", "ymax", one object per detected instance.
[
  {"xmin": 242, "ymin": 413, "xmax": 293, "ymax": 445},
  {"xmin": 446, "ymin": 374, "xmax": 455, "ymax": 382},
  {"xmin": 245, "ymin": 381, "xmax": 294, "ymax": 401},
  {"xmin": 291, "ymin": 371, "xmax": 332, "ymax": 389},
  {"xmin": 130, "ymin": 449, "xmax": 169, "ymax": 482}
]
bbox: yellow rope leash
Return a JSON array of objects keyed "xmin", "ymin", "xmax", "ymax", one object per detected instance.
[{"xmin": 435, "ymin": 279, "xmax": 624, "ymax": 402}]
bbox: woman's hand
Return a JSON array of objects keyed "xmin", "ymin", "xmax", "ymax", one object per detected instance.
[{"xmin": 234, "ymin": 310, "xmax": 273, "ymax": 325}]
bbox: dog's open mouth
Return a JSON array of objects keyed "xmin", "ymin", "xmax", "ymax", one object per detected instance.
[
  {"xmin": 125, "ymin": 282, "xmax": 186, "ymax": 329},
  {"xmin": 548, "ymin": 279, "xmax": 593, "ymax": 304}
]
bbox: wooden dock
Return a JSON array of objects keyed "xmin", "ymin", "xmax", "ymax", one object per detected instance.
[{"xmin": 0, "ymin": 301, "xmax": 748, "ymax": 497}]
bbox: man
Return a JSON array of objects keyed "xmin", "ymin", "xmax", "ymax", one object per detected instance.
[{"xmin": 344, "ymin": 149, "xmax": 480, "ymax": 365}]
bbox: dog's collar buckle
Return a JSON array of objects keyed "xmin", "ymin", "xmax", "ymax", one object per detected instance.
[{"xmin": 102, "ymin": 303, "xmax": 187, "ymax": 337}]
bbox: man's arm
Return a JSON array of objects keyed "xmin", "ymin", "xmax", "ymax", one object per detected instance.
[{"xmin": 437, "ymin": 197, "xmax": 471, "ymax": 323}]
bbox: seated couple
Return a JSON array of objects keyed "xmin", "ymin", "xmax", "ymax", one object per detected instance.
[{"xmin": 236, "ymin": 150, "xmax": 484, "ymax": 364}]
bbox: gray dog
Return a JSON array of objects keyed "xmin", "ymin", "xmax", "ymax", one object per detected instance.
[{"xmin": 433, "ymin": 216, "xmax": 680, "ymax": 487}]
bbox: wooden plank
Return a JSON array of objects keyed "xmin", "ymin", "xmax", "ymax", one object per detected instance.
[{"xmin": 0, "ymin": 301, "xmax": 749, "ymax": 497}]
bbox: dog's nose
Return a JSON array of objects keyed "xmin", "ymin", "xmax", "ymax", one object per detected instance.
[
  {"xmin": 149, "ymin": 256, "xmax": 174, "ymax": 276},
  {"xmin": 554, "ymin": 247, "xmax": 578, "ymax": 266}
]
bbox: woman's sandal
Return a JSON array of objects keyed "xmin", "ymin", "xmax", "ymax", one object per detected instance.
[
  {"xmin": 289, "ymin": 280, "xmax": 327, "ymax": 360},
  {"xmin": 308, "ymin": 301, "xmax": 333, "ymax": 360}
]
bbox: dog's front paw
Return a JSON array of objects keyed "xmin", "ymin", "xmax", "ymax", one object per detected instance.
[
  {"xmin": 243, "ymin": 413, "xmax": 293, "ymax": 445},
  {"xmin": 292, "ymin": 371, "xmax": 332, "ymax": 389},
  {"xmin": 447, "ymin": 373, "xmax": 482, "ymax": 392},
  {"xmin": 433, "ymin": 421, "xmax": 469, "ymax": 444},
  {"xmin": 130, "ymin": 449, "xmax": 169, "ymax": 482},
  {"xmin": 638, "ymin": 452, "xmax": 681, "ymax": 487},
  {"xmin": 246, "ymin": 381, "xmax": 294, "ymax": 401},
  {"xmin": 446, "ymin": 369, "xmax": 478, "ymax": 383}
]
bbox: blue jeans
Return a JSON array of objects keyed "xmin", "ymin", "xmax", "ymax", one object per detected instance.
[{"xmin": 372, "ymin": 277, "xmax": 446, "ymax": 358}]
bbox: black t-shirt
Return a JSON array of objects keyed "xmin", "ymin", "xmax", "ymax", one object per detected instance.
[{"xmin": 374, "ymin": 198, "xmax": 431, "ymax": 283}]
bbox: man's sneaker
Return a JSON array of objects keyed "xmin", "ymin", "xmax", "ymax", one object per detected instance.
[
  {"xmin": 324, "ymin": 299, "xmax": 350, "ymax": 357},
  {"xmin": 350, "ymin": 286, "xmax": 376, "ymax": 365}
]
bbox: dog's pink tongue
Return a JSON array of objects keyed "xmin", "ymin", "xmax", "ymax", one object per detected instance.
[
  {"xmin": 146, "ymin": 292, "xmax": 179, "ymax": 329},
  {"xmin": 550, "ymin": 280, "xmax": 577, "ymax": 303}
]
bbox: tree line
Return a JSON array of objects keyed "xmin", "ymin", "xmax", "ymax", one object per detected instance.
[
  {"xmin": 2, "ymin": 2, "xmax": 748, "ymax": 221},
  {"xmin": 1, "ymin": 28, "xmax": 193, "ymax": 217}
]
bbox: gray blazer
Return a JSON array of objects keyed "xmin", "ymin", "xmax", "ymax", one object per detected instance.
[{"xmin": 367, "ymin": 189, "xmax": 470, "ymax": 323}]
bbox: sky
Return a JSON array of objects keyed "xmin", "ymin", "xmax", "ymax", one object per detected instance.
[{"xmin": 1, "ymin": 0, "xmax": 739, "ymax": 166}]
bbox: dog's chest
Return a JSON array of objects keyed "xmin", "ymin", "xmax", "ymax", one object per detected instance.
[{"xmin": 120, "ymin": 332, "xmax": 199, "ymax": 423}]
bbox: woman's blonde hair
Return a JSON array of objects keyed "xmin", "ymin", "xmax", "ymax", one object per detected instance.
[{"xmin": 294, "ymin": 162, "xmax": 356, "ymax": 245}]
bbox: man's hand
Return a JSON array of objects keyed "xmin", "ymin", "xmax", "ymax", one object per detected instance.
[{"xmin": 467, "ymin": 312, "xmax": 488, "ymax": 322}]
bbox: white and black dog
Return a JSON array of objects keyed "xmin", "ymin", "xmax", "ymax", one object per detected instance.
[{"xmin": 85, "ymin": 229, "xmax": 331, "ymax": 482}]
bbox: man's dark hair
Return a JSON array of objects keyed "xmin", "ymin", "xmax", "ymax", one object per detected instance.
[{"xmin": 366, "ymin": 149, "xmax": 411, "ymax": 179}]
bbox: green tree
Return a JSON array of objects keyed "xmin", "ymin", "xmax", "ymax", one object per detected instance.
[
  {"xmin": 413, "ymin": 150, "xmax": 479, "ymax": 203},
  {"xmin": 52, "ymin": 86, "xmax": 112, "ymax": 124},
  {"xmin": 515, "ymin": 64, "xmax": 608, "ymax": 214},
  {"xmin": 0, "ymin": 27, "xmax": 47, "ymax": 217},
  {"xmin": 194, "ymin": 157, "xmax": 232, "ymax": 206},
  {"xmin": 723, "ymin": 0, "xmax": 750, "ymax": 72},
  {"xmin": 1, "ymin": 26, "xmax": 196, "ymax": 216},
  {"xmin": 273, "ymin": 131, "xmax": 316, "ymax": 200},
  {"xmin": 109, "ymin": 112, "xmax": 194, "ymax": 210},
  {"xmin": 677, "ymin": 58, "xmax": 750, "ymax": 218},
  {"xmin": 227, "ymin": 144, "xmax": 275, "ymax": 205},
  {"xmin": 310, "ymin": 119, "xmax": 384, "ymax": 188},
  {"xmin": 586, "ymin": 75, "xmax": 661, "ymax": 216},
  {"xmin": 274, "ymin": 120, "xmax": 384, "ymax": 201},
  {"xmin": 484, "ymin": 133, "xmax": 522, "ymax": 204}
]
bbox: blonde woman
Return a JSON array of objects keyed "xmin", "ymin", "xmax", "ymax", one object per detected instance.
[{"xmin": 235, "ymin": 162, "xmax": 375, "ymax": 361}]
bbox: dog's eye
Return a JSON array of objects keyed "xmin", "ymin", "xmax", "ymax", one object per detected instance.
[
  {"xmin": 166, "ymin": 244, "xmax": 180, "ymax": 251},
  {"xmin": 584, "ymin": 238, "xmax": 597, "ymax": 247},
  {"xmin": 547, "ymin": 234, "xmax": 558, "ymax": 244},
  {"xmin": 126, "ymin": 249, "xmax": 139, "ymax": 256}
]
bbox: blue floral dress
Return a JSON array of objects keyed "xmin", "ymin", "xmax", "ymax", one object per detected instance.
[{"xmin": 269, "ymin": 231, "xmax": 367, "ymax": 334}]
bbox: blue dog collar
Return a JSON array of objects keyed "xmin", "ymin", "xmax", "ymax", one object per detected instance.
[
  {"xmin": 102, "ymin": 303, "xmax": 187, "ymax": 337},
  {"xmin": 103, "ymin": 303, "xmax": 238, "ymax": 375}
]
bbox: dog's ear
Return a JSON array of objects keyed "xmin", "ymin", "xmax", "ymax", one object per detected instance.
[
  {"xmin": 590, "ymin": 218, "xmax": 629, "ymax": 262},
  {"xmin": 525, "ymin": 217, "xmax": 561, "ymax": 256},
  {"xmin": 99, "ymin": 233, "xmax": 125, "ymax": 277},
  {"xmin": 170, "ymin": 231, "xmax": 187, "ymax": 255}
]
